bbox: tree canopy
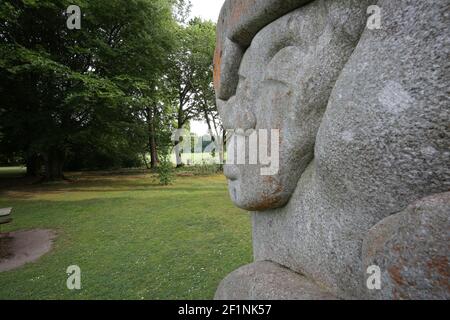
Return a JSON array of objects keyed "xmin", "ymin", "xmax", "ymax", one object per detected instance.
[{"xmin": 0, "ymin": 0, "xmax": 218, "ymax": 179}]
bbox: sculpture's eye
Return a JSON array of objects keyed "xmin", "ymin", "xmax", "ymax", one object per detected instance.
[{"xmin": 260, "ymin": 78, "xmax": 292, "ymax": 100}]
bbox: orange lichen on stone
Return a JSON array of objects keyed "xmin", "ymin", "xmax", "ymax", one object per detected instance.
[
  {"xmin": 388, "ymin": 265, "xmax": 406, "ymax": 286},
  {"xmin": 213, "ymin": 46, "xmax": 222, "ymax": 91},
  {"xmin": 427, "ymin": 256, "xmax": 450, "ymax": 289},
  {"xmin": 248, "ymin": 194, "xmax": 282, "ymax": 212},
  {"xmin": 229, "ymin": 0, "xmax": 255, "ymax": 26},
  {"xmin": 246, "ymin": 176, "xmax": 284, "ymax": 211},
  {"xmin": 214, "ymin": 0, "xmax": 254, "ymax": 92}
]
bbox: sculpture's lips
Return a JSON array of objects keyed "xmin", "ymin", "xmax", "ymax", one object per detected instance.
[{"xmin": 224, "ymin": 165, "xmax": 239, "ymax": 181}]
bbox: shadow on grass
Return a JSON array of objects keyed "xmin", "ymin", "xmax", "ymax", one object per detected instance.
[{"xmin": 0, "ymin": 172, "xmax": 226, "ymax": 199}]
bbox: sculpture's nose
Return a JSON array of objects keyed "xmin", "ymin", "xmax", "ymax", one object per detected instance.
[
  {"xmin": 236, "ymin": 109, "xmax": 257, "ymax": 131},
  {"xmin": 220, "ymin": 96, "xmax": 257, "ymax": 131},
  {"xmin": 224, "ymin": 165, "xmax": 239, "ymax": 181}
]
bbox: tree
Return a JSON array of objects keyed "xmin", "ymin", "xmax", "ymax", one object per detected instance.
[
  {"xmin": 139, "ymin": 90, "xmax": 176, "ymax": 170},
  {"xmin": 0, "ymin": 0, "xmax": 177, "ymax": 179},
  {"xmin": 166, "ymin": 18, "xmax": 217, "ymax": 166}
]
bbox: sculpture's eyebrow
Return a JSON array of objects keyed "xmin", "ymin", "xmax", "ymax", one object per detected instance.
[
  {"xmin": 237, "ymin": 43, "xmax": 294, "ymax": 88},
  {"xmin": 261, "ymin": 48, "xmax": 298, "ymax": 87},
  {"xmin": 214, "ymin": 0, "xmax": 311, "ymax": 101}
]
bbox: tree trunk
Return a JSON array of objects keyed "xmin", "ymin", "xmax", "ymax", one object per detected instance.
[
  {"xmin": 26, "ymin": 153, "xmax": 42, "ymax": 177},
  {"xmin": 204, "ymin": 111, "xmax": 220, "ymax": 164},
  {"xmin": 150, "ymin": 142, "xmax": 158, "ymax": 169},
  {"xmin": 43, "ymin": 147, "xmax": 65, "ymax": 181},
  {"xmin": 174, "ymin": 140, "xmax": 183, "ymax": 168},
  {"xmin": 222, "ymin": 128, "xmax": 227, "ymax": 166},
  {"xmin": 142, "ymin": 153, "xmax": 150, "ymax": 170},
  {"xmin": 216, "ymin": 124, "xmax": 225, "ymax": 166},
  {"xmin": 149, "ymin": 122, "xmax": 158, "ymax": 169},
  {"xmin": 175, "ymin": 114, "xmax": 185, "ymax": 168},
  {"xmin": 204, "ymin": 110, "xmax": 216, "ymax": 143},
  {"xmin": 146, "ymin": 107, "xmax": 159, "ymax": 169}
]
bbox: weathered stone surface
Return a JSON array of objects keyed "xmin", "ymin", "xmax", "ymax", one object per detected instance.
[
  {"xmin": 220, "ymin": 0, "xmax": 372, "ymax": 212},
  {"xmin": 0, "ymin": 208, "xmax": 12, "ymax": 217},
  {"xmin": 215, "ymin": 0, "xmax": 450, "ymax": 300},
  {"xmin": 214, "ymin": 0, "xmax": 312, "ymax": 99},
  {"xmin": 363, "ymin": 192, "xmax": 450, "ymax": 300},
  {"xmin": 0, "ymin": 207, "xmax": 12, "ymax": 225},
  {"xmin": 215, "ymin": 261, "xmax": 337, "ymax": 300}
]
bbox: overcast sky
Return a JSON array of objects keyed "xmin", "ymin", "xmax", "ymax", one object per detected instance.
[
  {"xmin": 189, "ymin": 0, "xmax": 225, "ymax": 22},
  {"xmin": 189, "ymin": 0, "xmax": 225, "ymax": 135}
]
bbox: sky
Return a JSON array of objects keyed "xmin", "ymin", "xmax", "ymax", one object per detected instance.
[
  {"xmin": 189, "ymin": 0, "xmax": 225, "ymax": 135},
  {"xmin": 189, "ymin": 0, "xmax": 225, "ymax": 23}
]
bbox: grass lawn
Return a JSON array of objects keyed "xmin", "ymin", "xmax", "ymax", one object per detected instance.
[
  {"xmin": 0, "ymin": 166, "xmax": 26, "ymax": 177},
  {"xmin": 0, "ymin": 169, "xmax": 252, "ymax": 299}
]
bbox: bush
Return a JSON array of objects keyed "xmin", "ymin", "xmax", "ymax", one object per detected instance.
[
  {"xmin": 192, "ymin": 162, "xmax": 222, "ymax": 176},
  {"xmin": 157, "ymin": 155, "xmax": 175, "ymax": 185},
  {"xmin": 65, "ymin": 145, "xmax": 143, "ymax": 171}
]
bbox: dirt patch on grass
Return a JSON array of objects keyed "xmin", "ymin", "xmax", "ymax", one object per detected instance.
[{"xmin": 0, "ymin": 229, "xmax": 57, "ymax": 272}]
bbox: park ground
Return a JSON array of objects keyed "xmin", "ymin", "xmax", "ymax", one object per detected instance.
[{"xmin": 0, "ymin": 167, "xmax": 252, "ymax": 299}]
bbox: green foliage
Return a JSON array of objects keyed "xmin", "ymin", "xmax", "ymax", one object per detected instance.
[
  {"xmin": 165, "ymin": 18, "xmax": 217, "ymax": 127},
  {"xmin": 181, "ymin": 163, "xmax": 222, "ymax": 176},
  {"xmin": 0, "ymin": 0, "xmax": 178, "ymax": 177},
  {"xmin": 0, "ymin": 0, "xmax": 218, "ymax": 177},
  {"xmin": 194, "ymin": 164, "xmax": 221, "ymax": 176},
  {"xmin": 157, "ymin": 155, "xmax": 175, "ymax": 185}
]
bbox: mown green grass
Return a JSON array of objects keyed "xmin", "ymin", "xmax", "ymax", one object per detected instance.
[
  {"xmin": 0, "ymin": 170, "xmax": 252, "ymax": 300},
  {"xmin": 0, "ymin": 166, "xmax": 26, "ymax": 177}
]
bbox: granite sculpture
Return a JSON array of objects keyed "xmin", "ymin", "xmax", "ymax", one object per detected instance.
[{"xmin": 214, "ymin": 0, "xmax": 450, "ymax": 300}]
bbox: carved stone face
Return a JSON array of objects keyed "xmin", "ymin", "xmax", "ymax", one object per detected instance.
[
  {"xmin": 217, "ymin": 1, "xmax": 368, "ymax": 211},
  {"xmin": 214, "ymin": 0, "xmax": 450, "ymax": 300}
]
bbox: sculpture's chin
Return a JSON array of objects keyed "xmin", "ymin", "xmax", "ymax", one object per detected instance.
[
  {"xmin": 227, "ymin": 182, "xmax": 239, "ymax": 205},
  {"xmin": 227, "ymin": 179, "xmax": 290, "ymax": 212}
]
